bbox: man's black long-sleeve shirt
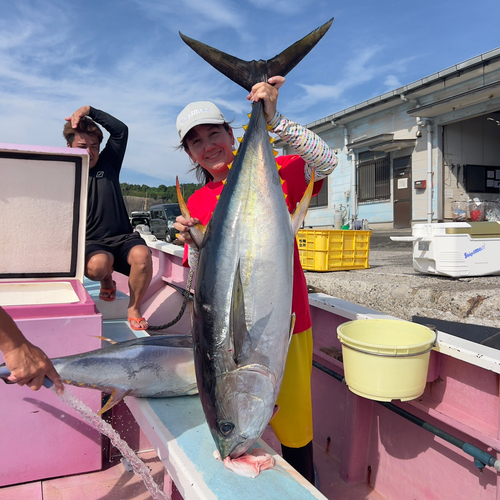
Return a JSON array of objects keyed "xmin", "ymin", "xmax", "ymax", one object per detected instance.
[{"xmin": 86, "ymin": 107, "xmax": 132, "ymax": 241}]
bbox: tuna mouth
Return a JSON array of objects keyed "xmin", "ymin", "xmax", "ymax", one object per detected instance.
[
  {"xmin": 218, "ymin": 435, "xmax": 248, "ymax": 460},
  {"xmin": 228, "ymin": 442, "xmax": 249, "ymax": 459}
]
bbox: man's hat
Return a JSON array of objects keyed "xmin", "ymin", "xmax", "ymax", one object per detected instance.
[{"xmin": 176, "ymin": 101, "xmax": 226, "ymax": 142}]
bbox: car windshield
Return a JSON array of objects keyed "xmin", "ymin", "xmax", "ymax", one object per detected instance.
[
  {"xmin": 131, "ymin": 217, "xmax": 149, "ymax": 227},
  {"xmin": 168, "ymin": 207, "xmax": 181, "ymax": 218}
]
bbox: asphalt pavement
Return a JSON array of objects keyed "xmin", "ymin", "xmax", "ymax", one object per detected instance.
[{"xmin": 304, "ymin": 228, "xmax": 500, "ymax": 328}]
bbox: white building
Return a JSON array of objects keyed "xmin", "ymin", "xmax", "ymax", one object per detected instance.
[{"xmin": 280, "ymin": 47, "xmax": 500, "ymax": 229}]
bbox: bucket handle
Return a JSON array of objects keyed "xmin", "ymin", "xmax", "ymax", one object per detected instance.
[{"xmin": 339, "ymin": 341, "xmax": 434, "ymax": 358}]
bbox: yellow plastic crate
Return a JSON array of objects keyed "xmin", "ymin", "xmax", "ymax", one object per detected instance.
[{"xmin": 297, "ymin": 229, "xmax": 372, "ymax": 272}]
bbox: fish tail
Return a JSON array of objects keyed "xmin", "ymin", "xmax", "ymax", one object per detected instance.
[{"xmin": 179, "ymin": 18, "xmax": 333, "ymax": 91}]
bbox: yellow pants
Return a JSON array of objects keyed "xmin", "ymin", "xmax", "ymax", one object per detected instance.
[{"xmin": 269, "ymin": 328, "xmax": 313, "ymax": 448}]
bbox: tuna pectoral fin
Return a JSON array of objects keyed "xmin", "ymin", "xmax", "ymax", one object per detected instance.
[
  {"xmin": 98, "ymin": 388, "xmax": 132, "ymax": 415},
  {"xmin": 176, "ymin": 177, "xmax": 206, "ymax": 249},
  {"xmin": 290, "ymin": 170, "xmax": 316, "ymax": 237},
  {"xmin": 230, "ymin": 260, "xmax": 247, "ymax": 363}
]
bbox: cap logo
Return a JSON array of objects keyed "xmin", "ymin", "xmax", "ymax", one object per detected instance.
[{"xmin": 180, "ymin": 107, "xmax": 212, "ymax": 125}]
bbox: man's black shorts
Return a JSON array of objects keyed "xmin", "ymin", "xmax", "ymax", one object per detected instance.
[{"xmin": 86, "ymin": 232, "xmax": 149, "ymax": 277}]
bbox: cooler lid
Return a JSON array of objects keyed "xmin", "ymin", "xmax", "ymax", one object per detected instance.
[
  {"xmin": 445, "ymin": 221, "xmax": 500, "ymax": 238},
  {"xmin": 0, "ymin": 143, "xmax": 89, "ymax": 282}
]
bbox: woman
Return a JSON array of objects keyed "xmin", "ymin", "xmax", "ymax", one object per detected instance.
[{"xmin": 174, "ymin": 76, "xmax": 337, "ymax": 483}]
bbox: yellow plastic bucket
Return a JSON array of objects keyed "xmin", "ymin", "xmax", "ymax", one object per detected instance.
[{"xmin": 337, "ymin": 319, "xmax": 436, "ymax": 402}]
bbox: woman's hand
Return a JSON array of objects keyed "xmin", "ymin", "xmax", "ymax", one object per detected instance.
[
  {"xmin": 174, "ymin": 215, "xmax": 200, "ymax": 248},
  {"xmin": 247, "ymin": 76, "xmax": 285, "ymax": 123}
]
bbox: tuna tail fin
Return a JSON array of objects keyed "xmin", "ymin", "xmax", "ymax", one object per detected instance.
[
  {"xmin": 179, "ymin": 18, "xmax": 333, "ymax": 91},
  {"xmin": 291, "ymin": 169, "xmax": 316, "ymax": 237},
  {"xmin": 176, "ymin": 177, "xmax": 206, "ymax": 249}
]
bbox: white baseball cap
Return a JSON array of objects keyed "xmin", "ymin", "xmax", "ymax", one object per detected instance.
[{"xmin": 176, "ymin": 101, "xmax": 226, "ymax": 142}]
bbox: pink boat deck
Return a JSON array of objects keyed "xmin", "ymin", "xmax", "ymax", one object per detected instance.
[
  {"xmin": 0, "ymin": 451, "xmax": 165, "ymax": 500},
  {"xmin": 0, "ymin": 442, "xmax": 386, "ymax": 500}
]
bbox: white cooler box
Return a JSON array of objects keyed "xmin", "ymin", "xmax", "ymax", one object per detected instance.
[{"xmin": 391, "ymin": 222, "xmax": 500, "ymax": 278}]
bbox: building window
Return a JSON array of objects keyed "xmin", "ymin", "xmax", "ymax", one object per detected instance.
[
  {"xmin": 358, "ymin": 151, "xmax": 390, "ymax": 202},
  {"xmin": 309, "ymin": 179, "xmax": 328, "ymax": 208}
]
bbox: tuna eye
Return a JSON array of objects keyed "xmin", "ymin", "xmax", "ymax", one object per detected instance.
[{"xmin": 219, "ymin": 422, "xmax": 234, "ymax": 436}]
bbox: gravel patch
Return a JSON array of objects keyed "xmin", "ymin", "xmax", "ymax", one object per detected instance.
[{"xmin": 305, "ymin": 245, "xmax": 500, "ymax": 328}]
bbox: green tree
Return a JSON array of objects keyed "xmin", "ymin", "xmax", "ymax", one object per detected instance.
[{"xmin": 120, "ymin": 181, "xmax": 202, "ymax": 202}]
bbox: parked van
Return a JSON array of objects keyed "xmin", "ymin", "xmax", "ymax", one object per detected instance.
[{"xmin": 149, "ymin": 203, "xmax": 181, "ymax": 242}]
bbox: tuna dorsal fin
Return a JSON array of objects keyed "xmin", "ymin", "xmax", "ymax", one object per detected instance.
[
  {"xmin": 176, "ymin": 176, "xmax": 206, "ymax": 249},
  {"xmin": 179, "ymin": 18, "xmax": 333, "ymax": 91},
  {"xmin": 291, "ymin": 169, "xmax": 316, "ymax": 237},
  {"xmin": 92, "ymin": 335, "xmax": 118, "ymax": 345},
  {"xmin": 230, "ymin": 260, "xmax": 247, "ymax": 364},
  {"xmin": 98, "ymin": 388, "xmax": 132, "ymax": 415}
]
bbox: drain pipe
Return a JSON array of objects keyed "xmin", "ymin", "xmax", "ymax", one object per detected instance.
[
  {"xmin": 343, "ymin": 125, "xmax": 357, "ymax": 223},
  {"xmin": 417, "ymin": 118, "xmax": 433, "ymax": 223},
  {"xmin": 351, "ymin": 150, "xmax": 358, "ymax": 224},
  {"xmin": 426, "ymin": 120, "xmax": 433, "ymax": 223},
  {"xmin": 312, "ymin": 359, "xmax": 500, "ymax": 473}
]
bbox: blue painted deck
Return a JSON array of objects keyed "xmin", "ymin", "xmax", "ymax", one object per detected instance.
[{"xmin": 133, "ymin": 395, "xmax": 327, "ymax": 500}]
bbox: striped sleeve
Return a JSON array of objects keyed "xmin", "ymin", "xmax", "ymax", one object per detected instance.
[{"xmin": 268, "ymin": 111, "xmax": 338, "ymax": 182}]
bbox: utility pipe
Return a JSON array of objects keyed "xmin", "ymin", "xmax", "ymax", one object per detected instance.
[
  {"xmin": 351, "ymin": 150, "xmax": 358, "ymax": 224},
  {"xmin": 343, "ymin": 125, "xmax": 357, "ymax": 223},
  {"xmin": 427, "ymin": 120, "xmax": 433, "ymax": 223},
  {"xmin": 312, "ymin": 359, "xmax": 500, "ymax": 473}
]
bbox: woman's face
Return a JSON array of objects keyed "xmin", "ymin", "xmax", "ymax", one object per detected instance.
[{"xmin": 185, "ymin": 124, "xmax": 235, "ymax": 182}]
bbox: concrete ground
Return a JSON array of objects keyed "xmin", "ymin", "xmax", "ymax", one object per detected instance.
[{"xmin": 304, "ymin": 228, "xmax": 500, "ymax": 328}]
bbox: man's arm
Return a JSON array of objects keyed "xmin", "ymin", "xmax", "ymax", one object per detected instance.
[
  {"xmin": 0, "ymin": 307, "xmax": 63, "ymax": 394},
  {"xmin": 88, "ymin": 106, "xmax": 128, "ymax": 163},
  {"xmin": 66, "ymin": 105, "xmax": 128, "ymax": 172}
]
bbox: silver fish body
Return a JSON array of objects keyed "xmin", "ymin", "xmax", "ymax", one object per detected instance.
[
  {"xmin": 51, "ymin": 335, "xmax": 197, "ymax": 412},
  {"xmin": 194, "ymin": 101, "xmax": 294, "ymax": 459},
  {"xmin": 179, "ymin": 19, "xmax": 333, "ymax": 459}
]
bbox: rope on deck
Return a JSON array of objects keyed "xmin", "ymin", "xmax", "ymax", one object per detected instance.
[{"xmin": 147, "ymin": 268, "xmax": 195, "ymax": 334}]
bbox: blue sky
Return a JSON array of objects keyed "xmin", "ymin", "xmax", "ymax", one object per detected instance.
[{"xmin": 1, "ymin": 0, "xmax": 499, "ymax": 186}]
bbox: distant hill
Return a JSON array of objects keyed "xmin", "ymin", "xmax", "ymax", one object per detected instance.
[
  {"xmin": 121, "ymin": 181, "xmax": 201, "ymax": 214},
  {"xmin": 120, "ymin": 182, "xmax": 201, "ymax": 202}
]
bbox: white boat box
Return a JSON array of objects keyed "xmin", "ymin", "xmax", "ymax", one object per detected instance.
[{"xmin": 391, "ymin": 221, "xmax": 500, "ymax": 278}]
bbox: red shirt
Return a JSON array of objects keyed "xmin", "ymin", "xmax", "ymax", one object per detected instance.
[{"xmin": 183, "ymin": 155, "xmax": 323, "ymax": 334}]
